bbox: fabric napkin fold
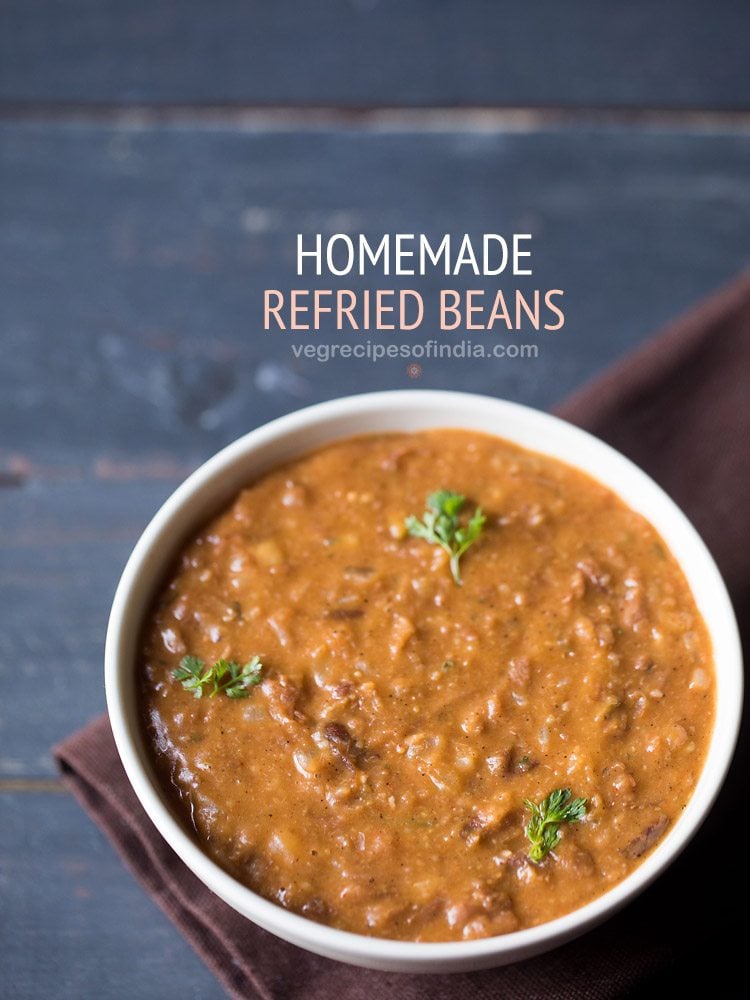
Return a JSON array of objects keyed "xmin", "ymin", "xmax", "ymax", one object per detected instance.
[{"xmin": 56, "ymin": 271, "xmax": 750, "ymax": 999}]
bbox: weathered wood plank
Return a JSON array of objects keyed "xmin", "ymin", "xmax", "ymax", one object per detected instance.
[
  {"xmin": 2, "ymin": 123, "xmax": 749, "ymax": 466},
  {"xmin": 1, "ymin": 122, "xmax": 749, "ymax": 777},
  {"xmin": 1, "ymin": 793, "xmax": 226, "ymax": 998},
  {"xmin": 0, "ymin": 479, "xmax": 179, "ymax": 776},
  {"xmin": 1, "ymin": 119, "xmax": 749, "ymax": 998},
  {"xmin": 1, "ymin": 1, "xmax": 749, "ymax": 109}
]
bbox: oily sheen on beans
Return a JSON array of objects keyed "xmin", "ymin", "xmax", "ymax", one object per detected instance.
[{"xmin": 139, "ymin": 431, "xmax": 714, "ymax": 941}]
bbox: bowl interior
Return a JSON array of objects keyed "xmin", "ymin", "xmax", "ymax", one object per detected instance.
[{"xmin": 105, "ymin": 390, "xmax": 742, "ymax": 971}]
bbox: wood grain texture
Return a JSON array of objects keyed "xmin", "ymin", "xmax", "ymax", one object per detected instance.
[
  {"xmin": 0, "ymin": 479, "xmax": 179, "ymax": 776},
  {"xmin": 1, "ymin": 0, "xmax": 749, "ymax": 110},
  {"xmin": 2, "ymin": 123, "xmax": 750, "ymax": 463},
  {"xmin": 1, "ymin": 122, "xmax": 750, "ymax": 778},
  {"xmin": 1, "ymin": 793, "xmax": 226, "ymax": 998},
  {"xmin": 2, "ymin": 0, "xmax": 748, "ymax": 986},
  {"xmin": 1, "ymin": 117, "xmax": 749, "ymax": 998}
]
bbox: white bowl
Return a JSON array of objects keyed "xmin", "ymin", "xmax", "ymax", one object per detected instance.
[{"xmin": 105, "ymin": 390, "xmax": 742, "ymax": 973}]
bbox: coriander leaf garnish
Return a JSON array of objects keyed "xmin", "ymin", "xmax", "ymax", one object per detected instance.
[
  {"xmin": 173, "ymin": 655, "xmax": 263, "ymax": 699},
  {"xmin": 524, "ymin": 788, "xmax": 587, "ymax": 862},
  {"xmin": 404, "ymin": 490, "xmax": 485, "ymax": 585}
]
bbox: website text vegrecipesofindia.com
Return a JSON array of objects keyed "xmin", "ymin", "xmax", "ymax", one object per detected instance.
[{"xmin": 289, "ymin": 338, "xmax": 540, "ymax": 364}]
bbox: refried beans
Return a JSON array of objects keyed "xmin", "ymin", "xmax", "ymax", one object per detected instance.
[{"xmin": 139, "ymin": 430, "xmax": 714, "ymax": 941}]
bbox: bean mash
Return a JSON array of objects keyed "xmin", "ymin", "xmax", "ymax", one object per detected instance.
[{"xmin": 140, "ymin": 431, "xmax": 714, "ymax": 941}]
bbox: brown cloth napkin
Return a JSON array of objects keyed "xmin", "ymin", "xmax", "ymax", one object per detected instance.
[{"xmin": 56, "ymin": 272, "xmax": 750, "ymax": 1000}]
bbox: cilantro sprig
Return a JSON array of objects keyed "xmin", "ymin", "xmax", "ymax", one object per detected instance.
[
  {"xmin": 173, "ymin": 655, "xmax": 263, "ymax": 699},
  {"xmin": 405, "ymin": 490, "xmax": 485, "ymax": 585},
  {"xmin": 524, "ymin": 788, "xmax": 587, "ymax": 862}
]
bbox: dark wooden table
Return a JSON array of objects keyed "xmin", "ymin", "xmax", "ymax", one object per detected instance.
[{"xmin": 2, "ymin": 4, "xmax": 749, "ymax": 997}]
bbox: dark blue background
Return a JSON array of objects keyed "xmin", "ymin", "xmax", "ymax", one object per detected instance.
[{"xmin": 1, "ymin": 3, "xmax": 749, "ymax": 996}]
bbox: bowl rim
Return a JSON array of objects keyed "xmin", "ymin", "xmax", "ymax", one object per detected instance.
[{"xmin": 105, "ymin": 389, "xmax": 742, "ymax": 969}]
